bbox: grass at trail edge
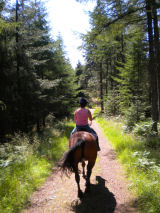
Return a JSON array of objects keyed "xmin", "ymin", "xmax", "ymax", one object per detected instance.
[
  {"xmin": 0, "ymin": 121, "xmax": 74, "ymax": 213},
  {"xmin": 96, "ymin": 116, "xmax": 160, "ymax": 213}
]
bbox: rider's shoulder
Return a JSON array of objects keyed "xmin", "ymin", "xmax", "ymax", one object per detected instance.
[
  {"xmin": 75, "ymin": 108, "xmax": 81, "ymax": 113},
  {"xmin": 87, "ymin": 108, "xmax": 91, "ymax": 113}
]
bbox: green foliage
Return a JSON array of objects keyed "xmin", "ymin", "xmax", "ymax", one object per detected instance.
[
  {"xmin": 115, "ymin": 26, "xmax": 148, "ymax": 114},
  {"xmin": 92, "ymin": 107, "xmax": 101, "ymax": 119},
  {"xmin": 96, "ymin": 116, "xmax": 160, "ymax": 213},
  {"xmin": 0, "ymin": 1, "xmax": 76, "ymax": 137},
  {"xmin": 80, "ymin": 1, "xmax": 110, "ymax": 100},
  {"xmin": 0, "ymin": 156, "xmax": 50, "ymax": 213},
  {"xmin": 75, "ymin": 62, "xmax": 87, "ymax": 92},
  {"xmin": 80, "ymin": 0, "xmax": 152, "ymax": 129},
  {"xmin": 0, "ymin": 120, "xmax": 74, "ymax": 213},
  {"xmin": 123, "ymin": 101, "xmax": 148, "ymax": 131},
  {"xmin": 104, "ymin": 90, "xmax": 120, "ymax": 115},
  {"xmin": 144, "ymin": 136, "xmax": 160, "ymax": 149},
  {"xmin": 0, "ymin": 101, "xmax": 6, "ymax": 111},
  {"xmin": 133, "ymin": 120, "xmax": 158, "ymax": 137}
]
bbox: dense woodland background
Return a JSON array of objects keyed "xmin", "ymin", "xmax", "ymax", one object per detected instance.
[
  {"xmin": 77, "ymin": 0, "xmax": 160, "ymax": 134},
  {"xmin": 0, "ymin": 0, "xmax": 77, "ymax": 138},
  {"xmin": 1, "ymin": 0, "xmax": 160, "ymax": 139}
]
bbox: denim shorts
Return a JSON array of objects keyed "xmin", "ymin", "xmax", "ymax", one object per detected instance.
[{"xmin": 71, "ymin": 125, "xmax": 97, "ymax": 138}]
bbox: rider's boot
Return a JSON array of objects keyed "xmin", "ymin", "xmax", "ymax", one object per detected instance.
[{"xmin": 96, "ymin": 137, "xmax": 101, "ymax": 151}]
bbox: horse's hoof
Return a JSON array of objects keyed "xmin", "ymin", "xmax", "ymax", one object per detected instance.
[
  {"xmin": 78, "ymin": 190, "xmax": 83, "ymax": 199},
  {"xmin": 85, "ymin": 187, "xmax": 90, "ymax": 194},
  {"xmin": 83, "ymin": 175, "xmax": 87, "ymax": 180}
]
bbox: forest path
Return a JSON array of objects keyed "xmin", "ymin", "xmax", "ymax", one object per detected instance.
[{"xmin": 22, "ymin": 119, "xmax": 138, "ymax": 213}]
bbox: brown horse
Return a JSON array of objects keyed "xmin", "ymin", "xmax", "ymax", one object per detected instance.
[{"xmin": 59, "ymin": 131, "xmax": 98, "ymax": 199}]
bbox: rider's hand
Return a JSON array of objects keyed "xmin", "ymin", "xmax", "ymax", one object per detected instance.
[{"xmin": 89, "ymin": 120, "xmax": 92, "ymax": 126}]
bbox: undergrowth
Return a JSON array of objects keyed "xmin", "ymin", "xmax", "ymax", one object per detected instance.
[
  {"xmin": 0, "ymin": 120, "xmax": 74, "ymax": 213},
  {"xmin": 96, "ymin": 115, "xmax": 160, "ymax": 213}
]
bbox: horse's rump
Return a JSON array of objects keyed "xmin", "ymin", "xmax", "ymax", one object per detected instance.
[
  {"xmin": 71, "ymin": 131, "xmax": 97, "ymax": 161},
  {"xmin": 59, "ymin": 131, "xmax": 97, "ymax": 174}
]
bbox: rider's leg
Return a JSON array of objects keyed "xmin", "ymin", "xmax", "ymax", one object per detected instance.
[
  {"xmin": 88, "ymin": 127, "xmax": 101, "ymax": 151},
  {"xmin": 71, "ymin": 127, "xmax": 77, "ymax": 135},
  {"xmin": 95, "ymin": 136, "xmax": 100, "ymax": 151},
  {"xmin": 69, "ymin": 127, "xmax": 77, "ymax": 148}
]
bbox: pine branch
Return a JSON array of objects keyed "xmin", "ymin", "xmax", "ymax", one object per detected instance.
[{"xmin": 102, "ymin": 6, "xmax": 145, "ymax": 30}]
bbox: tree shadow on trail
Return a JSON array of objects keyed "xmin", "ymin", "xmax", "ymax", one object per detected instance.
[{"xmin": 70, "ymin": 176, "xmax": 116, "ymax": 213}]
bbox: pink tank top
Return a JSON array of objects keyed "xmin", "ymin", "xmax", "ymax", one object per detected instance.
[{"xmin": 75, "ymin": 108, "xmax": 89, "ymax": 126}]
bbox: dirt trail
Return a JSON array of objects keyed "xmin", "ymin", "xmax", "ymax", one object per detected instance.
[{"xmin": 22, "ymin": 120, "xmax": 138, "ymax": 213}]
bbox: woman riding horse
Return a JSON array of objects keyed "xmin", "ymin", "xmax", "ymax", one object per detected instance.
[
  {"xmin": 59, "ymin": 130, "xmax": 98, "ymax": 198},
  {"xmin": 59, "ymin": 97, "xmax": 100, "ymax": 198},
  {"xmin": 70, "ymin": 97, "xmax": 100, "ymax": 151}
]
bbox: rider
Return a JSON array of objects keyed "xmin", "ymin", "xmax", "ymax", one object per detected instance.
[{"xmin": 70, "ymin": 97, "xmax": 100, "ymax": 151}]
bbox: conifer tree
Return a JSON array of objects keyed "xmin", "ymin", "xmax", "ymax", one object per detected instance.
[{"xmin": 0, "ymin": 0, "xmax": 76, "ymax": 138}]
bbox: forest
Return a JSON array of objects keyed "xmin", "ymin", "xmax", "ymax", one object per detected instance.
[
  {"xmin": 0, "ymin": 0, "xmax": 76, "ymax": 139},
  {"xmin": 1, "ymin": 0, "xmax": 160, "ymax": 212},
  {"xmin": 1, "ymin": 0, "xmax": 160, "ymax": 138},
  {"xmin": 77, "ymin": 0, "xmax": 160, "ymax": 135}
]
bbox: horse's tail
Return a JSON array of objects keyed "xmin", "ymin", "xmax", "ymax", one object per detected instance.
[{"xmin": 58, "ymin": 138, "xmax": 85, "ymax": 176}]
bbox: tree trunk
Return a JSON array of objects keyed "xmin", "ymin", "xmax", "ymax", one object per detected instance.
[
  {"xmin": 105, "ymin": 61, "xmax": 108, "ymax": 95},
  {"xmin": 99, "ymin": 63, "xmax": 104, "ymax": 112},
  {"xmin": 42, "ymin": 116, "xmax": 46, "ymax": 127},
  {"xmin": 121, "ymin": 33, "xmax": 125, "ymax": 63},
  {"xmin": 146, "ymin": 0, "xmax": 158, "ymax": 133},
  {"xmin": 153, "ymin": 5, "xmax": 160, "ymax": 121},
  {"xmin": 16, "ymin": 0, "xmax": 20, "ymax": 82},
  {"xmin": 16, "ymin": 0, "xmax": 23, "ymax": 130},
  {"xmin": 37, "ymin": 120, "xmax": 40, "ymax": 132}
]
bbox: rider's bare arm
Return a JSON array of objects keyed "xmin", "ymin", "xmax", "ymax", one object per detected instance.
[
  {"xmin": 88, "ymin": 110, "xmax": 93, "ymax": 126},
  {"xmin": 74, "ymin": 110, "xmax": 77, "ymax": 122}
]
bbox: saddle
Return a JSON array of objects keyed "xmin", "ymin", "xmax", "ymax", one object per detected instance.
[
  {"xmin": 75, "ymin": 127, "xmax": 100, "ymax": 151},
  {"xmin": 77, "ymin": 127, "xmax": 90, "ymax": 133}
]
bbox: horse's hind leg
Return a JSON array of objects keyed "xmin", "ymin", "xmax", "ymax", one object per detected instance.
[
  {"xmin": 74, "ymin": 164, "xmax": 83, "ymax": 199},
  {"xmin": 81, "ymin": 161, "xmax": 86, "ymax": 179},
  {"xmin": 85, "ymin": 161, "xmax": 95, "ymax": 193}
]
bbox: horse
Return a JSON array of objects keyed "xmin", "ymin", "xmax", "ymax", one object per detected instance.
[{"xmin": 59, "ymin": 131, "xmax": 98, "ymax": 199}]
